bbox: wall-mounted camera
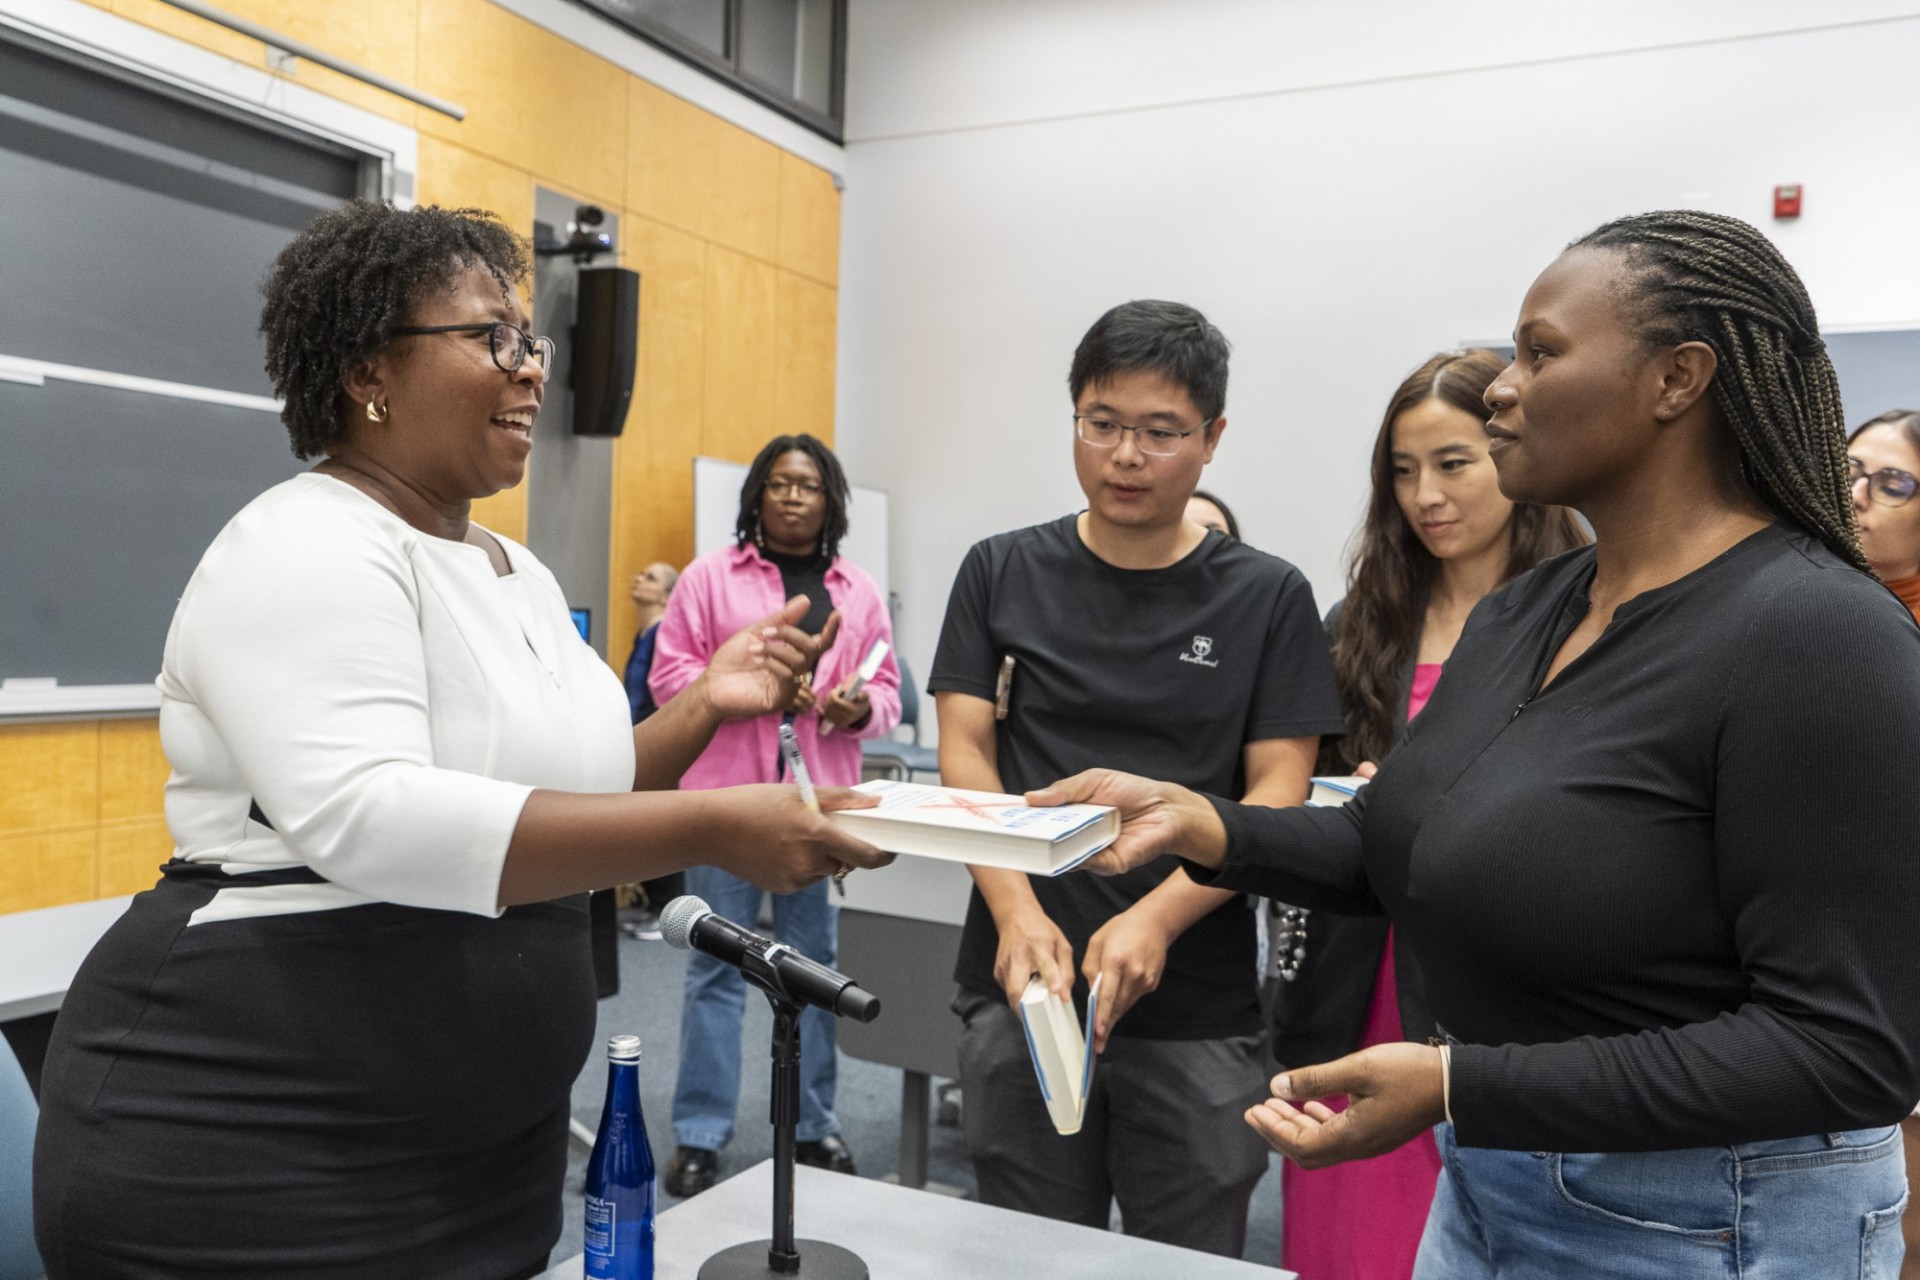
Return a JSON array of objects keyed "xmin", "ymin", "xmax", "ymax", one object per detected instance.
[{"xmin": 535, "ymin": 204, "xmax": 616, "ymax": 263}]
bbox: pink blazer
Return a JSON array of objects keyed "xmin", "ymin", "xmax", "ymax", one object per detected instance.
[{"xmin": 650, "ymin": 542, "xmax": 902, "ymax": 792}]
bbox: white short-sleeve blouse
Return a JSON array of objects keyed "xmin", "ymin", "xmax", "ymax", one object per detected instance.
[{"xmin": 157, "ymin": 472, "xmax": 636, "ymax": 922}]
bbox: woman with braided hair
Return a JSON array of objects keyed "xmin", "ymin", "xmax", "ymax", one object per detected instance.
[{"xmin": 1035, "ymin": 210, "xmax": 1920, "ymax": 1277}]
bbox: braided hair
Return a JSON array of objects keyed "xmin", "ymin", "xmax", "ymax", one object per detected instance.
[
  {"xmin": 1570, "ymin": 210, "xmax": 1865, "ymax": 571},
  {"xmin": 734, "ymin": 434, "xmax": 851, "ymax": 560}
]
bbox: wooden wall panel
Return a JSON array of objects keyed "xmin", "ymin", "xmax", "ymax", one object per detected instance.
[
  {"xmin": 416, "ymin": 0, "xmax": 628, "ymax": 209},
  {"xmin": 0, "ymin": 724, "xmax": 99, "ymax": 834},
  {"xmin": 108, "ymin": 0, "xmax": 420, "ymax": 125},
  {"xmin": 98, "ymin": 819, "xmax": 173, "ymax": 898},
  {"xmin": 774, "ymin": 271, "xmax": 838, "ymax": 445},
  {"xmin": 701, "ymin": 248, "xmax": 779, "ymax": 464},
  {"xmin": 416, "ymin": 136, "xmax": 534, "ymax": 230},
  {"xmin": 777, "ymin": 153, "xmax": 840, "ymax": 287},
  {"xmin": 609, "ymin": 220, "xmax": 707, "ymax": 656},
  {"xmin": 0, "ymin": 829, "xmax": 98, "ymax": 915},
  {"xmin": 99, "ymin": 720, "xmax": 168, "ymax": 823},
  {"xmin": 629, "ymin": 81, "xmax": 781, "ymax": 264}
]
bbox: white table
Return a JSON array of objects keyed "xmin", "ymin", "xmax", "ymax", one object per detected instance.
[
  {"xmin": 538, "ymin": 1160, "xmax": 1292, "ymax": 1279},
  {"xmin": 0, "ymin": 896, "xmax": 131, "ymax": 1021}
]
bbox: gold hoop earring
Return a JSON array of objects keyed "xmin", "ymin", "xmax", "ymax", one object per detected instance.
[{"xmin": 366, "ymin": 398, "xmax": 388, "ymax": 423}]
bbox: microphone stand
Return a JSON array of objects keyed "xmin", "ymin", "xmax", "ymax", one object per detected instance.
[{"xmin": 697, "ymin": 944, "xmax": 868, "ymax": 1280}]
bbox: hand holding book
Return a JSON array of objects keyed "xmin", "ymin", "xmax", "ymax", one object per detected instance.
[
  {"xmin": 1081, "ymin": 908, "xmax": 1173, "ymax": 1053},
  {"xmin": 1023, "ymin": 769, "xmax": 1228, "ymax": 877},
  {"xmin": 991, "ymin": 908, "xmax": 1075, "ymax": 1008},
  {"xmin": 818, "ymin": 638, "xmax": 888, "ymax": 737}
]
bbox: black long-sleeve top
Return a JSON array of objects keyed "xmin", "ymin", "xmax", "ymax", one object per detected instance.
[{"xmin": 1192, "ymin": 524, "xmax": 1920, "ymax": 1152}]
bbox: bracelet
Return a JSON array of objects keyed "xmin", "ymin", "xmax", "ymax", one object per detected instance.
[{"xmin": 1438, "ymin": 1042, "xmax": 1454, "ymax": 1125}]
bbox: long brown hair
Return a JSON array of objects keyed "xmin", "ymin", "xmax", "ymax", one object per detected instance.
[{"xmin": 1327, "ymin": 349, "xmax": 1588, "ymax": 770}]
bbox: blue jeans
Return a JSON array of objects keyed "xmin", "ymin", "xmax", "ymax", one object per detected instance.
[
  {"xmin": 1416, "ymin": 1121, "xmax": 1908, "ymax": 1279},
  {"xmin": 670, "ymin": 866, "xmax": 840, "ymax": 1149}
]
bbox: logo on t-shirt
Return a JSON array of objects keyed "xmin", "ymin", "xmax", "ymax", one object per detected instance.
[{"xmin": 1178, "ymin": 635, "xmax": 1219, "ymax": 668}]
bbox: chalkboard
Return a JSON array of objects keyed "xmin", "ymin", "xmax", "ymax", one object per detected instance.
[{"xmin": 0, "ymin": 38, "xmax": 362, "ymax": 703}]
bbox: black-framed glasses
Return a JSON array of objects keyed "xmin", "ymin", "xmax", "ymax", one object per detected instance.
[
  {"xmin": 1850, "ymin": 457, "xmax": 1918, "ymax": 508},
  {"xmin": 765, "ymin": 479, "xmax": 824, "ymax": 498},
  {"xmin": 1074, "ymin": 413, "xmax": 1212, "ymax": 457},
  {"xmin": 391, "ymin": 321, "xmax": 555, "ymax": 375}
]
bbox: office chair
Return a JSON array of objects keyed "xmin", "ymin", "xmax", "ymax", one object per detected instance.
[
  {"xmin": 860, "ymin": 653, "xmax": 940, "ymax": 781},
  {"xmin": 0, "ymin": 1037, "xmax": 44, "ymax": 1280}
]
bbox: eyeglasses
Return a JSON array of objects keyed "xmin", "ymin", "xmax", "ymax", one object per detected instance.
[
  {"xmin": 1849, "ymin": 457, "xmax": 1918, "ymax": 508},
  {"xmin": 1074, "ymin": 414, "xmax": 1212, "ymax": 458},
  {"xmin": 765, "ymin": 479, "xmax": 824, "ymax": 498},
  {"xmin": 391, "ymin": 321, "xmax": 555, "ymax": 375}
]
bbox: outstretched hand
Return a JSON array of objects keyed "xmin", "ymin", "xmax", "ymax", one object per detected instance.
[
  {"xmin": 701, "ymin": 595, "xmax": 841, "ymax": 721},
  {"xmin": 1244, "ymin": 1042, "xmax": 1448, "ymax": 1169},
  {"xmin": 1024, "ymin": 769, "xmax": 1225, "ymax": 876},
  {"xmin": 710, "ymin": 784, "xmax": 889, "ymax": 894}
]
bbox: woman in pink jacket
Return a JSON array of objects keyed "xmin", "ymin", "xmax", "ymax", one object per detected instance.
[{"xmin": 652, "ymin": 434, "xmax": 901, "ymax": 1198}]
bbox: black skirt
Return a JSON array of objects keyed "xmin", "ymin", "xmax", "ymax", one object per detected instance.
[{"xmin": 33, "ymin": 860, "xmax": 597, "ymax": 1279}]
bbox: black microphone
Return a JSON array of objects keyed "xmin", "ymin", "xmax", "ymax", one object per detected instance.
[{"xmin": 660, "ymin": 895, "xmax": 881, "ymax": 1022}]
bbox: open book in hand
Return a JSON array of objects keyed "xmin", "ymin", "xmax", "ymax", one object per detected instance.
[
  {"xmin": 826, "ymin": 780, "xmax": 1118, "ymax": 875},
  {"xmin": 1019, "ymin": 974, "xmax": 1102, "ymax": 1136}
]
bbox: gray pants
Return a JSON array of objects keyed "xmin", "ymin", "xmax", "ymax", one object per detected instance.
[{"xmin": 953, "ymin": 989, "xmax": 1272, "ymax": 1258}]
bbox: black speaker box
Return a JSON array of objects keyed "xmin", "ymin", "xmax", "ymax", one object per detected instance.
[{"xmin": 571, "ymin": 266, "xmax": 639, "ymax": 436}]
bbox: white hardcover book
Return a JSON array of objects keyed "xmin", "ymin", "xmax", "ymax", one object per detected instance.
[
  {"xmin": 1308, "ymin": 775, "xmax": 1367, "ymax": 807},
  {"xmin": 1018, "ymin": 974, "xmax": 1102, "ymax": 1136},
  {"xmin": 827, "ymin": 780, "xmax": 1118, "ymax": 876}
]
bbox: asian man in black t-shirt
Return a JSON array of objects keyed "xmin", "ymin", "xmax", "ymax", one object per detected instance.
[{"xmin": 930, "ymin": 300, "xmax": 1345, "ymax": 1257}]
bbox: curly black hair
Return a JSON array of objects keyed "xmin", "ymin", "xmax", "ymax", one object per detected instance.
[{"xmin": 259, "ymin": 201, "xmax": 531, "ymax": 459}]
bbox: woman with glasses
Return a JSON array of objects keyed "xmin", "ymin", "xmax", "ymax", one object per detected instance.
[
  {"xmin": 1849, "ymin": 410, "xmax": 1920, "ymax": 625},
  {"xmin": 1848, "ymin": 409, "xmax": 1920, "ymax": 1277},
  {"xmin": 653, "ymin": 434, "xmax": 901, "ymax": 1200},
  {"xmin": 1035, "ymin": 212, "xmax": 1920, "ymax": 1278},
  {"xmin": 33, "ymin": 203, "xmax": 888, "ymax": 1280}
]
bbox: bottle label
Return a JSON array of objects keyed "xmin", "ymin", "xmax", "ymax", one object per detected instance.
[{"xmin": 584, "ymin": 1195, "xmax": 616, "ymax": 1265}]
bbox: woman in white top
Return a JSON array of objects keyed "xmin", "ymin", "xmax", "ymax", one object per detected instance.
[{"xmin": 32, "ymin": 202, "xmax": 887, "ymax": 1280}]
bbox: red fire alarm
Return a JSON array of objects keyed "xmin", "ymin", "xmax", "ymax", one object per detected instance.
[{"xmin": 1774, "ymin": 184, "xmax": 1803, "ymax": 219}]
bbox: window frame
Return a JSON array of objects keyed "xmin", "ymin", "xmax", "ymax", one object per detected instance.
[{"xmin": 567, "ymin": 0, "xmax": 846, "ymax": 142}]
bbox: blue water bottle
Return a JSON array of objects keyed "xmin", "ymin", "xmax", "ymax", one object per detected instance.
[{"xmin": 584, "ymin": 1033, "xmax": 655, "ymax": 1279}]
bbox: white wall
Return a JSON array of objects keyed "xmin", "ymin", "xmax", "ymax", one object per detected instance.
[{"xmin": 830, "ymin": 0, "xmax": 1920, "ymax": 721}]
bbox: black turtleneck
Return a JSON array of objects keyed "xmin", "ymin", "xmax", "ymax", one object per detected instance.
[{"xmin": 762, "ymin": 546, "xmax": 833, "ymax": 635}]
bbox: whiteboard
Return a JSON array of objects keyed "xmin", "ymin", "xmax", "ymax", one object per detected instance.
[{"xmin": 692, "ymin": 456, "xmax": 890, "ymax": 603}]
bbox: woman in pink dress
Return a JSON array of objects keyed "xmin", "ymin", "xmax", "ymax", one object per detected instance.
[{"xmin": 1273, "ymin": 349, "xmax": 1586, "ymax": 1279}]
